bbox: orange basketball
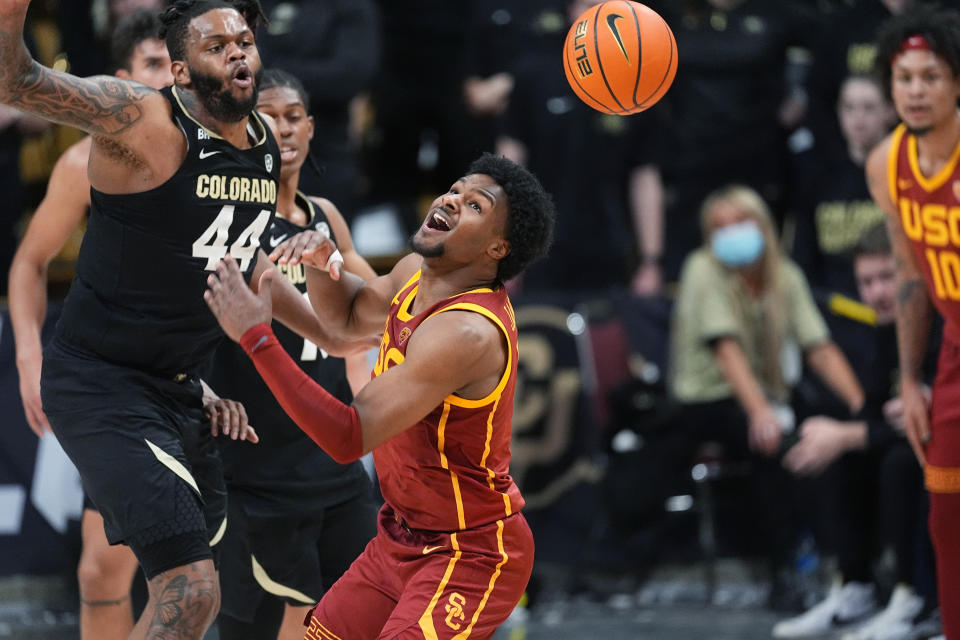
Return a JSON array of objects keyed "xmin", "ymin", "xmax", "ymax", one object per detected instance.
[{"xmin": 562, "ymin": 1, "xmax": 678, "ymax": 115}]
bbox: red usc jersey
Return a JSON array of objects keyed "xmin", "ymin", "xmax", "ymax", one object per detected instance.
[
  {"xmin": 371, "ymin": 271, "xmax": 525, "ymax": 531},
  {"xmin": 888, "ymin": 123, "xmax": 960, "ymax": 342}
]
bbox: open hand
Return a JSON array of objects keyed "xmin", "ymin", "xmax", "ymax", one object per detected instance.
[
  {"xmin": 783, "ymin": 416, "xmax": 849, "ymax": 476},
  {"xmin": 204, "ymin": 254, "xmax": 273, "ymax": 342},
  {"xmin": 267, "ymin": 230, "xmax": 343, "ymax": 279},
  {"xmin": 205, "ymin": 397, "xmax": 258, "ymax": 443}
]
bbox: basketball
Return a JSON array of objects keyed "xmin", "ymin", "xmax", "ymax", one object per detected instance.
[{"xmin": 562, "ymin": 1, "xmax": 678, "ymax": 115}]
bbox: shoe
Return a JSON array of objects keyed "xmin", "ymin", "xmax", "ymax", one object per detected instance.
[
  {"xmin": 772, "ymin": 579, "xmax": 876, "ymax": 638},
  {"xmin": 841, "ymin": 584, "xmax": 924, "ymax": 640}
]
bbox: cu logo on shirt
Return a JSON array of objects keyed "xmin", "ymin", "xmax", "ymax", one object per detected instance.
[{"xmin": 444, "ymin": 592, "xmax": 467, "ymax": 630}]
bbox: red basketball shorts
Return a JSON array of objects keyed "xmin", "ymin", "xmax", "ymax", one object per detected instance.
[
  {"xmin": 926, "ymin": 334, "xmax": 960, "ymax": 492},
  {"xmin": 304, "ymin": 504, "xmax": 534, "ymax": 640}
]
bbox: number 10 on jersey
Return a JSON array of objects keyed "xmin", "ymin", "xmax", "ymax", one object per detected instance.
[{"xmin": 193, "ymin": 205, "xmax": 271, "ymax": 270}]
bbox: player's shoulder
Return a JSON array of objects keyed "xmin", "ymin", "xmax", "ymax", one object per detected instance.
[
  {"xmin": 421, "ymin": 306, "xmax": 503, "ymax": 352},
  {"xmin": 58, "ymin": 136, "xmax": 93, "ymax": 171}
]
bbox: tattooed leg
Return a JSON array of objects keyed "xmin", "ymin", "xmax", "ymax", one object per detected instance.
[{"xmin": 130, "ymin": 559, "xmax": 220, "ymax": 640}]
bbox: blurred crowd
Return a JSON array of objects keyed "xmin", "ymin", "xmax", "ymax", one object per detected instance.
[{"xmin": 1, "ymin": 0, "xmax": 957, "ymax": 638}]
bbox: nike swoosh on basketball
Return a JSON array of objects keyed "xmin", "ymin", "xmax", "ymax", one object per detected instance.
[
  {"xmin": 606, "ymin": 14, "xmax": 630, "ymax": 63},
  {"xmin": 422, "ymin": 545, "xmax": 444, "ymax": 555},
  {"xmin": 199, "ymin": 149, "xmax": 222, "ymax": 159},
  {"xmin": 268, "ymin": 234, "xmax": 288, "ymax": 248}
]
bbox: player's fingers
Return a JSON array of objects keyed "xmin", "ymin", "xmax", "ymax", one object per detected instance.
[
  {"xmin": 231, "ymin": 404, "xmax": 243, "ymax": 440},
  {"xmin": 286, "ymin": 232, "xmax": 319, "ymax": 266},
  {"xmin": 782, "ymin": 446, "xmax": 800, "ymax": 472},
  {"xmin": 242, "ymin": 425, "xmax": 259, "ymax": 444},
  {"xmin": 258, "ymin": 269, "xmax": 275, "ymax": 304},
  {"xmin": 918, "ymin": 412, "xmax": 931, "ymax": 444},
  {"xmin": 267, "ymin": 239, "xmax": 291, "ymax": 263},
  {"xmin": 203, "ymin": 290, "xmax": 222, "ymax": 316},
  {"xmin": 36, "ymin": 406, "xmax": 52, "ymax": 435},
  {"xmin": 274, "ymin": 238, "xmax": 301, "ymax": 265},
  {"xmin": 330, "ymin": 259, "xmax": 342, "ymax": 281},
  {"xmin": 207, "ymin": 408, "xmax": 220, "ymax": 437},
  {"xmin": 206, "ymin": 272, "xmax": 222, "ymax": 291},
  {"xmin": 221, "ymin": 403, "xmax": 238, "ymax": 440},
  {"xmin": 25, "ymin": 398, "xmax": 51, "ymax": 437},
  {"xmin": 236, "ymin": 402, "xmax": 248, "ymax": 430},
  {"xmin": 26, "ymin": 408, "xmax": 45, "ymax": 438},
  {"xmin": 905, "ymin": 419, "xmax": 927, "ymax": 466}
]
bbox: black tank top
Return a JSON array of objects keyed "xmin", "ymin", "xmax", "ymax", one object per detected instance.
[
  {"xmin": 56, "ymin": 86, "xmax": 281, "ymax": 376},
  {"xmin": 206, "ymin": 193, "xmax": 369, "ymax": 513}
]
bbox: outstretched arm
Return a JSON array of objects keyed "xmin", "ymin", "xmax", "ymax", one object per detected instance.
[
  {"xmin": 8, "ymin": 138, "xmax": 90, "ymax": 436},
  {"xmin": 0, "ymin": 0, "xmax": 175, "ymax": 187},
  {"xmin": 267, "ymin": 228, "xmax": 420, "ymax": 345},
  {"xmin": 203, "ymin": 258, "xmax": 506, "ymax": 462},
  {"xmin": 866, "ymin": 137, "xmax": 933, "ymax": 465},
  {"xmin": 248, "ymin": 250, "xmax": 375, "ymax": 356}
]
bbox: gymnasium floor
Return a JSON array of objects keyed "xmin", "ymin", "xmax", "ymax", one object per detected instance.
[{"xmin": 0, "ymin": 561, "xmax": 795, "ymax": 640}]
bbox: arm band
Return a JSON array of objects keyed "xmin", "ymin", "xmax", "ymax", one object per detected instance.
[{"xmin": 239, "ymin": 323, "xmax": 363, "ymax": 463}]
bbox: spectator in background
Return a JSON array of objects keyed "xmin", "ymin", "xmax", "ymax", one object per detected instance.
[
  {"xmin": 776, "ymin": 224, "xmax": 939, "ymax": 640},
  {"xmin": 669, "ymin": 184, "xmax": 864, "ymax": 607},
  {"xmin": 0, "ymin": 103, "xmax": 47, "ymax": 296},
  {"xmin": 804, "ymin": 0, "xmax": 924, "ymax": 161},
  {"xmin": 791, "ymin": 74, "xmax": 896, "ymax": 297},
  {"xmin": 254, "ymin": 0, "xmax": 379, "ymax": 221},
  {"xmin": 461, "ymin": 1, "xmax": 566, "ymax": 168},
  {"xmin": 57, "ymin": 0, "xmax": 164, "ymax": 77},
  {"xmin": 0, "ymin": 16, "xmax": 55, "ymax": 295},
  {"xmin": 497, "ymin": 0, "xmax": 666, "ymax": 296},
  {"xmin": 656, "ymin": 0, "xmax": 818, "ymax": 283},
  {"xmin": 364, "ymin": 0, "xmax": 477, "ymax": 233}
]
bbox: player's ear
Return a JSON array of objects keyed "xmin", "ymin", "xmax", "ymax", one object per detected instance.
[
  {"xmin": 115, "ymin": 68, "xmax": 131, "ymax": 80},
  {"xmin": 487, "ymin": 238, "xmax": 509, "ymax": 261},
  {"xmin": 306, "ymin": 115, "xmax": 314, "ymax": 142},
  {"xmin": 172, "ymin": 60, "xmax": 189, "ymax": 85}
]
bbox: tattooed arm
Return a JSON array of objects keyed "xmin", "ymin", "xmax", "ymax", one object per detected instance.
[
  {"xmin": 0, "ymin": 2, "xmax": 181, "ymax": 191},
  {"xmin": 865, "ymin": 136, "xmax": 933, "ymax": 465}
]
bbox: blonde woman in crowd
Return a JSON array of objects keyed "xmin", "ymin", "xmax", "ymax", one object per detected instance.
[{"xmin": 669, "ymin": 184, "xmax": 864, "ymax": 608}]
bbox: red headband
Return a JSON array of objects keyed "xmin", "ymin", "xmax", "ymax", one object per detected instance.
[{"xmin": 898, "ymin": 34, "xmax": 932, "ymax": 54}]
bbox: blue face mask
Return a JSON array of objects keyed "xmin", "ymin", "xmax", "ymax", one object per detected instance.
[{"xmin": 710, "ymin": 220, "xmax": 765, "ymax": 267}]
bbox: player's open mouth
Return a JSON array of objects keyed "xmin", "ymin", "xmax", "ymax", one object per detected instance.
[
  {"xmin": 425, "ymin": 210, "xmax": 452, "ymax": 232},
  {"xmin": 232, "ymin": 66, "xmax": 253, "ymax": 89},
  {"xmin": 280, "ymin": 146, "xmax": 297, "ymax": 163}
]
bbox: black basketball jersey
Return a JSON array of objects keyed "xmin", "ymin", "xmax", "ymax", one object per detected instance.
[
  {"xmin": 56, "ymin": 86, "xmax": 281, "ymax": 376},
  {"xmin": 206, "ymin": 193, "xmax": 368, "ymax": 515}
]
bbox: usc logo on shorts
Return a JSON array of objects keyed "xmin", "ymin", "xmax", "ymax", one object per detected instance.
[{"xmin": 444, "ymin": 592, "xmax": 467, "ymax": 630}]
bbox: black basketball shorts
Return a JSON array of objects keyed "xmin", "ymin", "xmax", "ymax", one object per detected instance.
[
  {"xmin": 41, "ymin": 338, "xmax": 227, "ymax": 573},
  {"xmin": 218, "ymin": 491, "xmax": 377, "ymax": 622}
]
